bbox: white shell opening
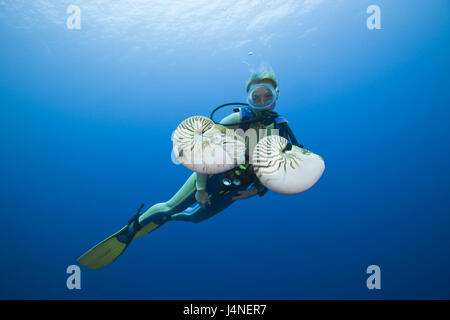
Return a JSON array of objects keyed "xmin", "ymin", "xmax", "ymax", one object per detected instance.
[{"xmin": 252, "ymin": 135, "xmax": 325, "ymax": 194}]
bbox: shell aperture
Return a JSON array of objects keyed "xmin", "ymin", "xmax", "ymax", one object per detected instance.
[{"xmin": 252, "ymin": 135, "xmax": 325, "ymax": 194}]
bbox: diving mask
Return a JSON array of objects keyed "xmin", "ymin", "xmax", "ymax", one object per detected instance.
[{"xmin": 246, "ymin": 83, "xmax": 278, "ymax": 111}]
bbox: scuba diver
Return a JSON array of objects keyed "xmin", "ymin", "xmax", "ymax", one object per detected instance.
[{"xmin": 78, "ymin": 70, "xmax": 305, "ymax": 270}]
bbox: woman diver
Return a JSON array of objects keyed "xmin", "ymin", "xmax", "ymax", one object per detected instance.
[{"xmin": 78, "ymin": 70, "xmax": 303, "ymax": 270}]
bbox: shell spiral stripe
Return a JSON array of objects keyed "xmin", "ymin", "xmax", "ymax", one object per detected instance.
[
  {"xmin": 173, "ymin": 116, "xmax": 214, "ymax": 150},
  {"xmin": 173, "ymin": 116, "xmax": 246, "ymax": 174},
  {"xmin": 252, "ymin": 135, "xmax": 325, "ymax": 194}
]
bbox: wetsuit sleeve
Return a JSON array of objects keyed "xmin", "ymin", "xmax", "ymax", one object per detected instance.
[
  {"xmin": 279, "ymin": 121, "xmax": 303, "ymax": 148},
  {"xmin": 196, "ymin": 173, "xmax": 208, "ymax": 191},
  {"xmin": 252, "ymin": 179, "xmax": 269, "ymax": 197},
  {"xmin": 285, "ymin": 124, "xmax": 303, "ymax": 147}
]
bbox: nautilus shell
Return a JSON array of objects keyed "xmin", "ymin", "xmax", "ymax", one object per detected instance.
[
  {"xmin": 172, "ymin": 116, "xmax": 246, "ymax": 174},
  {"xmin": 252, "ymin": 135, "xmax": 325, "ymax": 194}
]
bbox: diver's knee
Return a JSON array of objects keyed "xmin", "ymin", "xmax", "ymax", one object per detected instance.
[{"xmin": 139, "ymin": 202, "xmax": 174, "ymax": 225}]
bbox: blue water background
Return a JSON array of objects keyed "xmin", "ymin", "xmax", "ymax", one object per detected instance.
[{"xmin": 0, "ymin": 0, "xmax": 449, "ymax": 299}]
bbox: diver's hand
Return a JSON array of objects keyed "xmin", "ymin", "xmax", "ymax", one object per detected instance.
[
  {"xmin": 232, "ymin": 187, "xmax": 258, "ymax": 200},
  {"xmin": 195, "ymin": 190, "xmax": 211, "ymax": 208}
]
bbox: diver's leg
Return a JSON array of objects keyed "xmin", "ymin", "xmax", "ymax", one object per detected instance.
[
  {"xmin": 138, "ymin": 172, "xmax": 197, "ymax": 225},
  {"xmin": 129, "ymin": 173, "xmax": 198, "ymax": 240},
  {"xmin": 171, "ymin": 191, "xmax": 236, "ymax": 223},
  {"xmin": 77, "ymin": 173, "xmax": 198, "ymax": 270}
]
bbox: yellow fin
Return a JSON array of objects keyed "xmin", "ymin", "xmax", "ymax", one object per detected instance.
[
  {"xmin": 78, "ymin": 222, "xmax": 162, "ymax": 270},
  {"xmin": 77, "ymin": 226, "xmax": 129, "ymax": 270},
  {"xmin": 132, "ymin": 222, "xmax": 161, "ymax": 240}
]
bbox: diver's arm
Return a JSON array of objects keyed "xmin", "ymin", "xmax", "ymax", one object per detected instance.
[
  {"xmin": 232, "ymin": 186, "xmax": 258, "ymax": 200},
  {"xmin": 196, "ymin": 173, "xmax": 208, "ymax": 190},
  {"xmin": 232, "ymin": 182, "xmax": 268, "ymax": 200},
  {"xmin": 283, "ymin": 123, "xmax": 304, "ymax": 148},
  {"xmin": 286, "ymin": 124, "xmax": 301, "ymax": 147},
  {"xmin": 252, "ymin": 179, "xmax": 269, "ymax": 197},
  {"xmin": 195, "ymin": 173, "xmax": 210, "ymax": 208}
]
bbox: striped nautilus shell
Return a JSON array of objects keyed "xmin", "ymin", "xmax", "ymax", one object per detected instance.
[
  {"xmin": 172, "ymin": 116, "xmax": 246, "ymax": 174},
  {"xmin": 252, "ymin": 135, "xmax": 325, "ymax": 194}
]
